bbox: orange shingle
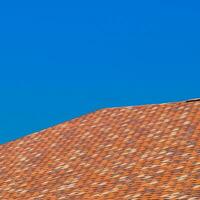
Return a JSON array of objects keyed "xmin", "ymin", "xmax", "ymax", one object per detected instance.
[{"xmin": 0, "ymin": 100, "xmax": 200, "ymax": 199}]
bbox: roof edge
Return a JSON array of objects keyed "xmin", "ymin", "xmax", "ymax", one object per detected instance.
[
  {"xmin": 1, "ymin": 97, "xmax": 199, "ymax": 146},
  {"xmin": 185, "ymin": 98, "xmax": 200, "ymax": 102}
]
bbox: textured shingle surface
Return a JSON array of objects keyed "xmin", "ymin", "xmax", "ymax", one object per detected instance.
[{"xmin": 0, "ymin": 101, "xmax": 200, "ymax": 200}]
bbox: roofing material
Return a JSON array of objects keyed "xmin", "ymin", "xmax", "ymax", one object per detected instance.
[{"xmin": 0, "ymin": 100, "xmax": 199, "ymax": 199}]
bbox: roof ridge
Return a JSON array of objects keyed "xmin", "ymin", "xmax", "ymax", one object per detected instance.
[
  {"xmin": 185, "ymin": 97, "xmax": 200, "ymax": 102},
  {"xmin": 107, "ymin": 98, "xmax": 194, "ymax": 110},
  {"xmin": 1, "ymin": 98, "xmax": 199, "ymax": 146}
]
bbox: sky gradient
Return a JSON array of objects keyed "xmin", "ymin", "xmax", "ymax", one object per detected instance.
[{"xmin": 0, "ymin": 0, "xmax": 200, "ymax": 144}]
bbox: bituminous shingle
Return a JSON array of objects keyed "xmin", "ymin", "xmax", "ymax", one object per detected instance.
[{"xmin": 0, "ymin": 100, "xmax": 200, "ymax": 199}]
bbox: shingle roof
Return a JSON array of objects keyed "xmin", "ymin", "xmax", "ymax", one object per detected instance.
[{"xmin": 0, "ymin": 100, "xmax": 200, "ymax": 199}]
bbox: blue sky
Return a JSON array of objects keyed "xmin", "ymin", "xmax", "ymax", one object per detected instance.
[{"xmin": 0, "ymin": 0, "xmax": 200, "ymax": 144}]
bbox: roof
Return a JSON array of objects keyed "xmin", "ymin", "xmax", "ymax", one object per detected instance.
[{"xmin": 0, "ymin": 100, "xmax": 200, "ymax": 200}]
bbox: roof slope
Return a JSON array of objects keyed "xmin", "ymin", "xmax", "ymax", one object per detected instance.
[{"xmin": 0, "ymin": 100, "xmax": 200, "ymax": 200}]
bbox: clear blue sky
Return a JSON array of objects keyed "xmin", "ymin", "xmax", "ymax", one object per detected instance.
[{"xmin": 0, "ymin": 0, "xmax": 199, "ymax": 144}]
